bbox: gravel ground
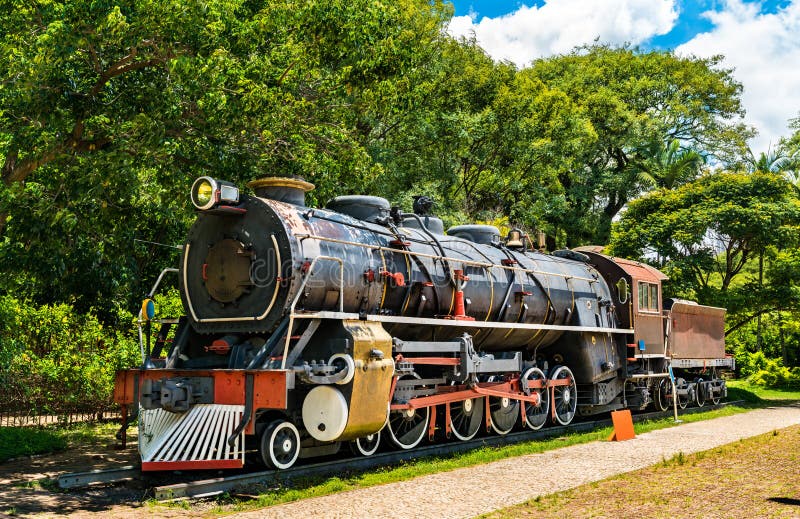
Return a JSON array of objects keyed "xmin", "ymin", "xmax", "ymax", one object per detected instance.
[{"xmin": 232, "ymin": 404, "xmax": 800, "ymax": 519}]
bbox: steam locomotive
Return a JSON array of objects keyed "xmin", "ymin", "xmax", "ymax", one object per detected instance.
[{"xmin": 113, "ymin": 176, "xmax": 733, "ymax": 471}]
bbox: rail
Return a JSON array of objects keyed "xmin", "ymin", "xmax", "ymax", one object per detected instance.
[
  {"xmin": 56, "ymin": 400, "xmax": 744, "ymax": 495},
  {"xmin": 152, "ymin": 399, "xmax": 743, "ymax": 500}
]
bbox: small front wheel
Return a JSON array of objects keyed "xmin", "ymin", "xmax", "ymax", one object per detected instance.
[
  {"xmin": 350, "ymin": 431, "xmax": 381, "ymax": 456},
  {"xmin": 260, "ymin": 420, "xmax": 301, "ymax": 470}
]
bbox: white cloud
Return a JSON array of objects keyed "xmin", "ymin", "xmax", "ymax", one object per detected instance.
[
  {"xmin": 676, "ymin": 0, "xmax": 800, "ymax": 152},
  {"xmin": 447, "ymin": 0, "xmax": 678, "ymax": 66}
]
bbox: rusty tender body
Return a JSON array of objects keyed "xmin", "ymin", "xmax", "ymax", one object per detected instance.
[{"xmin": 114, "ymin": 178, "xmax": 733, "ymax": 471}]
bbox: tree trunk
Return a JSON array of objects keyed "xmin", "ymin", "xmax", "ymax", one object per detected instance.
[
  {"xmin": 779, "ymin": 311, "xmax": 787, "ymax": 365},
  {"xmin": 756, "ymin": 251, "xmax": 763, "ymax": 351}
]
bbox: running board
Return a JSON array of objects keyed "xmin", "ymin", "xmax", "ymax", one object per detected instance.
[{"xmin": 139, "ymin": 404, "xmax": 245, "ymax": 471}]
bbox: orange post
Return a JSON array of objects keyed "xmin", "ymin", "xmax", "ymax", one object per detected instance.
[
  {"xmin": 608, "ymin": 409, "xmax": 635, "ymax": 441},
  {"xmin": 447, "ymin": 270, "xmax": 475, "ymax": 321}
]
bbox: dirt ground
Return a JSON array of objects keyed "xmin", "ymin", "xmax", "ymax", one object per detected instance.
[
  {"xmin": 0, "ymin": 428, "xmax": 148, "ymax": 517},
  {"xmin": 485, "ymin": 424, "xmax": 800, "ymax": 519}
]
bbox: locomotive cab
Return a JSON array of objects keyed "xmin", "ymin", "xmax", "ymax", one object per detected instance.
[{"xmin": 574, "ymin": 248, "xmax": 669, "ymax": 357}]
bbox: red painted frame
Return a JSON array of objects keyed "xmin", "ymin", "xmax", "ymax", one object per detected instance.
[{"xmin": 141, "ymin": 459, "xmax": 243, "ymax": 472}]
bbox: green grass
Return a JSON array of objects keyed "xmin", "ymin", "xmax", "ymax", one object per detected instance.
[
  {"xmin": 482, "ymin": 424, "xmax": 800, "ymax": 518},
  {"xmin": 0, "ymin": 421, "xmax": 121, "ymax": 463},
  {"xmin": 726, "ymin": 379, "xmax": 800, "ymax": 402},
  {"xmin": 0, "ymin": 427, "xmax": 67, "ymax": 462},
  {"xmin": 200, "ymin": 405, "xmax": 749, "ymax": 514}
]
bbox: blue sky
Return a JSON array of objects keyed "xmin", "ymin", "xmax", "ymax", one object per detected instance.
[
  {"xmin": 450, "ymin": 1, "xmax": 790, "ymax": 49},
  {"xmin": 447, "ymin": 0, "xmax": 800, "ymax": 151}
]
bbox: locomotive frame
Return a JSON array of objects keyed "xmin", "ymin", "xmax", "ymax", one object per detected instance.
[{"xmin": 113, "ymin": 176, "xmax": 733, "ymax": 471}]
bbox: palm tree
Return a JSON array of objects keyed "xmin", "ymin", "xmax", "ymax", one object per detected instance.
[
  {"xmin": 745, "ymin": 145, "xmax": 792, "ymax": 173},
  {"xmin": 635, "ymin": 139, "xmax": 705, "ymax": 189}
]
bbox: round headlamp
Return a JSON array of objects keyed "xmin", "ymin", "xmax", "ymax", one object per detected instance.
[{"xmin": 191, "ymin": 176, "xmax": 218, "ymax": 210}]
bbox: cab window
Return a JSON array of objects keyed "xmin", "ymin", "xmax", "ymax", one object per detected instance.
[{"xmin": 638, "ymin": 281, "xmax": 659, "ymax": 312}]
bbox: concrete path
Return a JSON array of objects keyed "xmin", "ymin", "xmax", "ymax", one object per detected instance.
[{"xmin": 232, "ymin": 405, "xmax": 800, "ymax": 519}]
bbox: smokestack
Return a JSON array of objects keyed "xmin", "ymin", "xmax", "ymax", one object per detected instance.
[{"xmin": 247, "ymin": 177, "xmax": 315, "ymax": 206}]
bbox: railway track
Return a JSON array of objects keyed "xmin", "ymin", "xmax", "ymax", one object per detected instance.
[{"xmin": 57, "ymin": 400, "xmax": 743, "ymax": 500}]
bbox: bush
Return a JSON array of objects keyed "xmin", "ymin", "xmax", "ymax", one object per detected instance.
[
  {"xmin": 735, "ymin": 350, "xmax": 770, "ymax": 378},
  {"xmin": 0, "ymin": 296, "xmax": 141, "ymax": 417},
  {"xmin": 738, "ymin": 351, "xmax": 800, "ymax": 388},
  {"xmin": 153, "ymin": 287, "xmax": 183, "ymax": 319}
]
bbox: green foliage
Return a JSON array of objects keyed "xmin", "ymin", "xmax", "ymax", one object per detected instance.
[
  {"xmin": 736, "ymin": 351, "xmax": 800, "ymax": 388},
  {"xmin": 528, "ymin": 45, "xmax": 751, "ymax": 245},
  {"xmin": 0, "ymin": 0, "xmax": 452, "ymax": 316},
  {"xmin": 0, "ymin": 296, "xmax": 140, "ymax": 415},
  {"xmin": 778, "ymin": 117, "xmax": 800, "ymax": 191},
  {"xmin": 0, "ymin": 426, "xmax": 67, "ymax": 462},
  {"xmin": 727, "ymin": 309, "xmax": 800, "ymax": 366},
  {"xmin": 152, "ymin": 287, "xmax": 183, "ymax": 319},
  {"xmin": 0, "ymin": 165, "xmax": 188, "ymax": 323},
  {"xmin": 610, "ymin": 171, "xmax": 800, "ymax": 309},
  {"xmin": 737, "ymin": 350, "xmax": 773, "ymax": 378}
]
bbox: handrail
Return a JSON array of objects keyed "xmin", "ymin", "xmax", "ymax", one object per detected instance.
[
  {"xmin": 287, "ymin": 310, "xmax": 632, "ymax": 334},
  {"xmin": 138, "ymin": 268, "xmax": 179, "ymax": 364},
  {"xmin": 295, "ymin": 233, "xmax": 598, "ymax": 283},
  {"xmin": 280, "ymin": 255, "xmax": 345, "ymax": 369}
]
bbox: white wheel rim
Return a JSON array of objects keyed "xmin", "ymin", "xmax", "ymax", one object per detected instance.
[
  {"xmin": 388, "ymin": 406, "xmax": 429, "ymax": 449},
  {"xmin": 522, "ymin": 367, "xmax": 549, "ymax": 430},
  {"xmin": 696, "ymin": 378, "xmax": 705, "ymax": 407},
  {"xmin": 490, "ymin": 398, "xmax": 519, "ymax": 435},
  {"xmin": 656, "ymin": 379, "xmax": 670, "ymax": 411},
  {"xmin": 389, "ymin": 373, "xmax": 429, "ymax": 449},
  {"xmin": 269, "ymin": 422, "xmax": 300, "ymax": 470},
  {"xmin": 552, "ymin": 366, "xmax": 577, "ymax": 426},
  {"xmin": 355, "ymin": 431, "xmax": 381, "ymax": 456},
  {"xmin": 677, "ymin": 379, "xmax": 688, "ymax": 409},
  {"xmin": 449, "ymin": 398, "xmax": 482, "ymax": 441}
]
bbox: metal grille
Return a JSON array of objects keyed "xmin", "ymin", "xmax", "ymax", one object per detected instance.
[{"xmin": 139, "ymin": 404, "xmax": 245, "ymax": 464}]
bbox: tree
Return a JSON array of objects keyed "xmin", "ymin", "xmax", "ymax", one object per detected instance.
[
  {"xmin": 0, "ymin": 0, "xmax": 453, "ymax": 316},
  {"xmin": 1, "ymin": 0, "xmax": 454, "ymax": 197},
  {"xmin": 373, "ymin": 38, "xmax": 595, "ymax": 236},
  {"xmin": 636, "ymin": 139, "xmax": 705, "ymax": 190},
  {"xmin": 528, "ymin": 45, "xmax": 753, "ymax": 245},
  {"xmin": 778, "ymin": 116, "xmax": 800, "ymax": 188},
  {"xmin": 609, "ymin": 171, "xmax": 800, "ymax": 311}
]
